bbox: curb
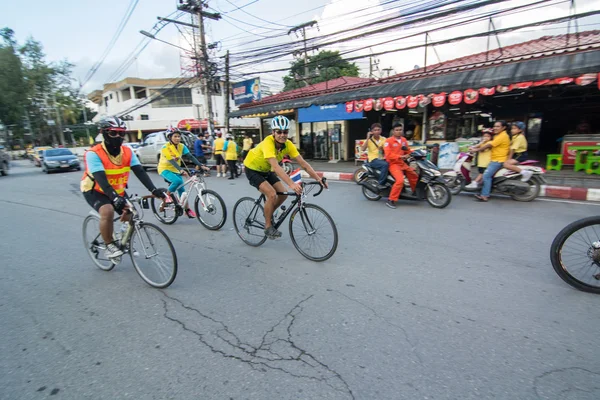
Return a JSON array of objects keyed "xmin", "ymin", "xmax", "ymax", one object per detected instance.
[{"xmin": 301, "ymin": 170, "xmax": 600, "ymax": 202}]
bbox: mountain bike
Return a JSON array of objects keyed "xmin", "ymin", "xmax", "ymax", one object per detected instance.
[
  {"xmin": 82, "ymin": 194, "xmax": 178, "ymax": 288},
  {"xmin": 550, "ymin": 216, "xmax": 600, "ymax": 294},
  {"xmin": 233, "ymin": 178, "xmax": 338, "ymax": 262},
  {"xmin": 152, "ymin": 169, "xmax": 226, "ymax": 230}
]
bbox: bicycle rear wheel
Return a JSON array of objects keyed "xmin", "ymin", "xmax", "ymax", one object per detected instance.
[
  {"xmin": 82, "ymin": 215, "xmax": 116, "ymax": 271},
  {"xmin": 289, "ymin": 204, "xmax": 338, "ymax": 262},
  {"xmin": 550, "ymin": 216, "xmax": 600, "ymax": 293},
  {"xmin": 194, "ymin": 189, "xmax": 227, "ymax": 230},
  {"xmin": 151, "ymin": 197, "xmax": 179, "ymax": 225},
  {"xmin": 233, "ymin": 197, "xmax": 267, "ymax": 247},
  {"xmin": 129, "ymin": 222, "xmax": 177, "ymax": 288}
]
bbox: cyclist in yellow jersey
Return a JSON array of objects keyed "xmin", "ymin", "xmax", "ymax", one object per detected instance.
[{"xmin": 244, "ymin": 115, "xmax": 327, "ymax": 239}]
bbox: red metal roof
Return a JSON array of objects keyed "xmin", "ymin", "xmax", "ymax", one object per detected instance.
[{"xmin": 240, "ymin": 30, "xmax": 600, "ymax": 109}]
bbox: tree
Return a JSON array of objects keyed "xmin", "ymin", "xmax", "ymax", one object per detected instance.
[
  {"xmin": 0, "ymin": 28, "xmax": 27, "ymax": 131},
  {"xmin": 282, "ymin": 50, "xmax": 360, "ymax": 92}
]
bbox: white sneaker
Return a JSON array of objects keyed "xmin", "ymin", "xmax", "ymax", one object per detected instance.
[
  {"xmin": 465, "ymin": 182, "xmax": 479, "ymax": 189},
  {"xmin": 520, "ymin": 170, "xmax": 533, "ymax": 182},
  {"xmin": 217, "ymin": 173, "xmax": 222, "ymax": 177},
  {"xmin": 105, "ymin": 242, "xmax": 123, "ymax": 259}
]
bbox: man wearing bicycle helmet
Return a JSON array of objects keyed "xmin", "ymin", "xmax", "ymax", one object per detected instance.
[
  {"xmin": 81, "ymin": 116, "xmax": 167, "ymax": 259},
  {"xmin": 157, "ymin": 128, "xmax": 205, "ymax": 218},
  {"xmin": 244, "ymin": 115, "xmax": 327, "ymax": 239}
]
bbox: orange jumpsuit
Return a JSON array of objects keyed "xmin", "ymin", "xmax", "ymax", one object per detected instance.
[{"xmin": 384, "ymin": 136, "xmax": 418, "ymax": 202}]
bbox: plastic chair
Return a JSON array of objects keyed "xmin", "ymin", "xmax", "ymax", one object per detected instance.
[
  {"xmin": 586, "ymin": 156, "xmax": 600, "ymax": 175},
  {"xmin": 546, "ymin": 154, "xmax": 562, "ymax": 171},
  {"xmin": 574, "ymin": 151, "xmax": 590, "ymax": 172}
]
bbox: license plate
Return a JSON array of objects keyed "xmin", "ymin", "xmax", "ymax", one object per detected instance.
[{"xmin": 61, "ymin": 165, "xmax": 69, "ymax": 168}]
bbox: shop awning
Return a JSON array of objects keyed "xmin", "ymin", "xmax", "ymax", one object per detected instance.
[{"xmin": 230, "ymin": 51, "xmax": 600, "ymax": 117}]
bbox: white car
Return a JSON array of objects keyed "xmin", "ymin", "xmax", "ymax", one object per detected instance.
[{"xmin": 136, "ymin": 130, "xmax": 196, "ymax": 169}]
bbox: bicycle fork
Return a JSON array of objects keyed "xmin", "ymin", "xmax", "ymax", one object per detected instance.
[{"xmin": 298, "ymin": 206, "xmax": 317, "ymax": 235}]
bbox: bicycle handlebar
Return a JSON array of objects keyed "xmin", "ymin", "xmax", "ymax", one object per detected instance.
[{"xmin": 276, "ymin": 177, "xmax": 327, "ymax": 197}]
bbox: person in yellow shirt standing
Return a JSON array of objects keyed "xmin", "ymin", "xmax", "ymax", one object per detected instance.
[
  {"xmin": 470, "ymin": 120, "xmax": 510, "ymax": 202},
  {"xmin": 242, "ymin": 133, "xmax": 253, "ymax": 160},
  {"xmin": 360, "ymin": 123, "xmax": 388, "ymax": 189},
  {"xmin": 213, "ymin": 132, "xmax": 226, "ymax": 177},
  {"xmin": 465, "ymin": 130, "xmax": 492, "ymax": 190},
  {"xmin": 503, "ymin": 121, "xmax": 533, "ymax": 182},
  {"xmin": 223, "ymin": 134, "xmax": 239, "ymax": 180}
]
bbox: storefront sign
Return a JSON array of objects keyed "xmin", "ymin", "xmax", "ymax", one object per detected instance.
[
  {"xmin": 355, "ymin": 140, "xmax": 368, "ymax": 162},
  {"xmin": 448, "ymin": 91, "xmax": 463, "ymax": 105},
  {"xmin": 394, "ymin": 96, "xmax": 406, "ymax": 109},
  {"xmin": 432, "ymin": 93, "xmax": 446, "ymax": 107},
  {"xmin": 298, "ymin": 104, "xmax": 364, "ymax": 123},
  {"xmin": 364, "ymin": 98, "xmax": 374, "ymax": 112},
  {"xmin": 463, "ymin": 89, "xmax": 478, "ymax": 104},
  {"xmin": 479, "ymin": 87, "xmax": 495, "ymax": 96},
  {"xmin": 428, "ymin": 111, "xmax": 446, "ymax": 140},
  {"xmin": 232, "ymin": 78, "xmax": 261, "ymax": 106},
  {"xmin": 354, "ymin": 100, "xmax": 364, "ymax": 112},
  {"xmin": 383, "ymin": 97, "xmax": 395, "ymax": 110},
  {"xmin": 345, "ymin": 102, "xmax": 354, "ymax": 113},
  {"xmin": 407, "ymin": 95, "xmax": 420, "ymax": 108}
]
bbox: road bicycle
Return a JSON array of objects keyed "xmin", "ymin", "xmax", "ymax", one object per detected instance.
[
  {"xmin": 550, "ymin": 216, "xmax": 600, "ymax": 294},
  {"xmin": 152, "ymin": 169, "xmax": 226, "ymax": 230},
  {"xmin": 82, "ymin": 194, "xmax": 178, "ymax": 288},
  {"xmin": 233, "ymin": 178, "xmax": 338, "ymax": 262}
]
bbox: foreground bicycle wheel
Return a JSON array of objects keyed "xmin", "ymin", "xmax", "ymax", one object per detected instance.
[
  {"xmin": 151, "ymin": 197, "xmax": 179, "ymax": 225},
  {"xmin": 129, "ymin": 222, "xmax": 178, "ymax": 288},
  {"xmin": 82, "ymin": 215, "xmax": 116, "ymax": 271},
  {"xmin": 233, "ymin": 197, "xmax": 267, "ymax": 247},
  {"xmin": 194, "ymin": 189, "xmax": 227, "ymax": 230},
  {"xmin": 550, "ymin": 216, "xmax": 600, "ymax": 294},
  {"xmin": 289, "ymin": 204, "xmax": 338, "ymax": 262}
]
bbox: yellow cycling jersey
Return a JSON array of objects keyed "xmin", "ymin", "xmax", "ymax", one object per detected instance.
[
  {"xmin": 243, "ymin": 135, "xmax": 299, "ymax": 172},
  {"xmin": 158, "ymin": 142, "xmax": 189, "ymax": 174}
]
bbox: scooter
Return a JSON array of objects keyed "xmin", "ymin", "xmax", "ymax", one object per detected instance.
[
  {"xmin": 358, "ymin": 148, "xmax": 452, "ymax": 208},
  {"xmin": 442, "ymin": 152, "xmax": 546, "ymax": 202}
]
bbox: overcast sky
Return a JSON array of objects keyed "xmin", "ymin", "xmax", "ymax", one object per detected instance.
[{"xmin": 1, "ymin": 0, "xmax": 599, "ymax": 95}]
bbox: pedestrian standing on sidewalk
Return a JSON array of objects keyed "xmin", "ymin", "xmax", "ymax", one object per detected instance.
[
  {"xmin": 223, "ymin": 134, "xmax": 238, "ymax": 180},
  {"xmin": 360, "ymin": 123, "xmax": 388, "ymax": 189},
  {"xmin": 242, "ymin": 133, "xmax": 253, "ymax": 160}
]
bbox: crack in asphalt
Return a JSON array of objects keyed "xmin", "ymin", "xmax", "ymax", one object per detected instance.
[
  {"xmin": 160, "ymin": 292, "xmax": 355, "ymax": 399},
  {"xmin": 533, "ymin": 367, "xmax": 600, "ymax": 399},
  {"xmin": 330, "ymin": 289, "xmax": 424, "ymax": 366}
]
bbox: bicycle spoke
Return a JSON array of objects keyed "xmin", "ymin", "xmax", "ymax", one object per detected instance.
[
  {"xmin": 130, "ymin": 224, "xmax": 177, "ymax": 288},
  {"xmin": 233, "ymin": 197, "xmax": 267, "ymax": 247},
  {"xmin": 289, "ymin": 204, "xmax": 338, "ymax": 262}
]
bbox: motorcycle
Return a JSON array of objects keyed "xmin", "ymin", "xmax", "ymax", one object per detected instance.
[
  {"xmin": 442, "ymin": 152, "xmax": 546, "ymax": 202},
  {"xmin": 358, "ymin": 148, "xmax": 452, "ymax": 208},
  {"xmin": 280, "ymin": 156, "xmax": 295, "ymax": 175}
]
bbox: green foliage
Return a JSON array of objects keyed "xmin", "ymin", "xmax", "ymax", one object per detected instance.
[{"xmin": 282, "ymin": 50, "xmax": 360, "ymax": 92}]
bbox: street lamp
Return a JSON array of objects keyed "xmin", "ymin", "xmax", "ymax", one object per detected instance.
[{"xmin": 139, "ymin": 30, "xmax": 191, "ymax": 53}]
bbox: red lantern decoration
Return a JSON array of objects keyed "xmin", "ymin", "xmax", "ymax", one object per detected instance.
[
  {"xmin": 448, "ymin": 91, "xmax": 463, "ymax": 105},
  {"xmin": 345, "ymin": 102, "xmax": 354, "ymax": 113},
  {"xmin": 464, "ymin": 89, "xmax": 479, "ymax": 104},
  {"xmin": 479, "ymin": 87, "xmax": 495, "ymax": 96},
  {"xmin": 364, "ymin": 98, "xmax": 374, "ymax": 112},
  {"xmin": 514, "ymin": 82, "xmax": 533, "ymax": 89},
  {"xmin": 432, "ymin": 93, "xmax": 446, "ymax": 107},
  {"xmin": 533, "ymin": 79, "xmax": 550, "ymax": 87},
  {"xmin": 496, "ymin": 84, "xmax": 513, "ymax": 93},
  {"xmin": 407, "ymin": 95, "xmax": 419, "ymax": 108},
  {"xmin": 575, "ymin": 74, "xmax": 596, "ymax": 86},
  {"xmin": 419, "ymin": 95, "xmax": 431, "ymax": 107},
  {"xmin": 598, "ymin": 73, "xmax": 600, "ymax": 90},
  {"xmin": 374, "ymin": 98, "xmax": 384, "ymax": 111},
  {"xmin": 552, "ymin": 77, "xmax": 573, "ymax": 85},
  {"xmin": 394, "ymin": 96, "xmax": 406, "ymax": 109},
  {"xmin": 354, "ymin": 100, "xmax": 364, "ymax": 112},
  {"xmin": 383, "ymin": 97, "xmax": 395, "ymax": 110}
]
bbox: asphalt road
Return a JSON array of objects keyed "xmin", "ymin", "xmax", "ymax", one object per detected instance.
[{"xmin": 1, "ymin": 160, "xmax": 600, "ymax": 400}]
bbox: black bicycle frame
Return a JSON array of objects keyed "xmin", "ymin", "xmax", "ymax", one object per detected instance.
[{"xmin": 251, "ymin": 192, "xmax": 300, "ymax": 230}]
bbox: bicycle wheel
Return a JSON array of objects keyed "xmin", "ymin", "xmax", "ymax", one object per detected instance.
[
  {"xmin": 82, "ymin": 215, "xmax": 116, "ymax": 271},
  {"xmin": 151, "ymin": 197, "xmax": 179, "ymax": 225},
  {"xmin": 289, "ymin": 204, "xmax": 338, "ymax": 262},
  {"xmin": 129, "ymin": 222, "xmax": 177, "ymax": 288},
  {"xmin": 550, "ymin": 216, "xmax": 600, "ymax": 293},
  {"xmin": 233, "ymin": 197, "xmax": 267, "ymax": 247},
  {"xmin": 194, "ymin": 189, "xmax": 227, "ymax": 230}
]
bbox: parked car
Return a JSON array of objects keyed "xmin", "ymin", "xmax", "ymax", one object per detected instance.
[
  {"xmin": 33, "ymin": 146, "xmax": 52, "ymax": 166},
  {"xmin": 123, "ymin": 142, "xmax": 141, "ymax": 158},
  {"xmin": 0, "ymin": 145, "xmax": 10, "ymax": 176},
  {"xmin": 136, "ymin": 130, "xmax": 196, "ymax": 169},
  {"xmin": 41, "ymin": 148, "xmax": 81, "ymax": 173}
]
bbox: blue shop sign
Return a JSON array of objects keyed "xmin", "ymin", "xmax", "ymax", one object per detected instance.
[{"xmin": 298, "ymin": 104, "xmax": 363, "ymax": 123}]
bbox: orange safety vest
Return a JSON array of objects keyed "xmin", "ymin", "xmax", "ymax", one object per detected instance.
[{"xmin": 82, "ymin": 144, "xmax": 133, "ymax": 196}]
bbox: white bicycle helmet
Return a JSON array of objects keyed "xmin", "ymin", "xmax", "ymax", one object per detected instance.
[{"xmin": 270, "ymin": 115, "xmax": 290, "ymax": 131}]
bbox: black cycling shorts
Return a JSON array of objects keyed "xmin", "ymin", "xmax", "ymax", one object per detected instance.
[
  {"xmin": 215, "ymin": 154, "xmax": 225, "ymax": 165},
  {"xmin": 83, "ymin": 190, "xmax": 124, "ymax": 215},
  {"xmin": 245, "ymin": 168, "xmax": 280, "ymax": 189}
]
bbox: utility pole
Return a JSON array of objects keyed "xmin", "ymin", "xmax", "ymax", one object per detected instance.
[
  {"xmin": 177, "ymin": 1, "xmax": 221, "ymax": 135},
  {"xmin": 224, "ymin": 50, "xmax": 230, "ymax": 133},
  {"xmin": 52, "ymin": 93, "xmax": 65, "ymax": 146},
  {"xmin": 288, "ymin": 21, "xmax": 317, "ymax": 87},
  {"xmin": 78, "ymin": 80, "xmax": 91, "ymax": 145}
]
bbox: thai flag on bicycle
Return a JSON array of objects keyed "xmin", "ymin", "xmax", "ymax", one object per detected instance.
[{"xmin": 290, "ymin": 168, "xmax": 302, "ymax": 183}]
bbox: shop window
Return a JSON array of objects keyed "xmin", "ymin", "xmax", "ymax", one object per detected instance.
[
  {"xmin": 140, "ymin": 114, "xmax": 149, "ymax": 120},
  {"xmin": 134, "ymin": 86, "xmax": 147, "ymax": 99}
]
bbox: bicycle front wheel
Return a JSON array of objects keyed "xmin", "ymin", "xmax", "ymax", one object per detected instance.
[
  {"xmin": 550, "ymin": 216, "xmax": 600, "ymax": 293},
  {"xmin": 129, "ymin": 222, "xmax": 178, "ymax": 288},
  {"xmin": 151, "ymin": 197, "xmax": 179, "ymax": 225},
  {"xmin": 233, "ymin": 197, "xmax": 267, "ymax": 247},
  {"xmin": 82, "ymin": 215, "xmax": 116, "ymax": 271},
  {"xmin": 194, "ymin": 189, "xmax": 227, "ymax": 230},
  {"xmin": 289, "ymin": 204, "xmax": 338, "ymax": 262}
]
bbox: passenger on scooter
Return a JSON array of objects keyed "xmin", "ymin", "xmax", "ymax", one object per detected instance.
[
  {"xmin": 465, "ymin": 130, "xmax": 492, "ymax": 190},
  {"xmin": 503, "ymin": 121, "xmax": 533, "ymax": 182},
  {"xmin": 470, "ymin": 120, "xmax": 511, "ymax": 202},
  {"xmin": 383, "ymin": 123, "xmax": 418, "ymax": 209},
  {"xmin": 360, "ymin": 123, "xmax": 388, "ymax": 189}
]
